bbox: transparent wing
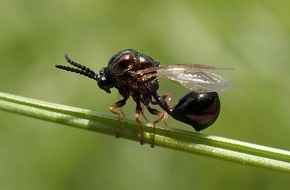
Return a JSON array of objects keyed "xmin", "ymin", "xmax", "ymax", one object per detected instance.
[{"xmin": 138, "ymin": 64, "xmax": 232, "ymax": 92}]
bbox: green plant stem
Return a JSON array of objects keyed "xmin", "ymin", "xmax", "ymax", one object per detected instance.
[{"xmin": 0, "ymin": 91, "xmax": 290, "ymax": 173}]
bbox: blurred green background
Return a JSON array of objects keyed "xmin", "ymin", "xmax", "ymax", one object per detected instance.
[{"xmin": 1, "ymin": 0, "xmax": 290, "ymax": 189}]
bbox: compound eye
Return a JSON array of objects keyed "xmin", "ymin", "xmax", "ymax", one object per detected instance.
[
  {"xmin": 97, "ymin": 68, "xmax": 113, "ymax": 93},
  {"xmin": 97, "ymin": 79, "xmax": 111, "ymax": 93},
  {"xmin": 171, "ymin": 92, "xmax": 220, "ymax": 131}
]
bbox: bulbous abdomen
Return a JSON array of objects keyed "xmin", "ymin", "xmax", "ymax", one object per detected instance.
[{"xmin": 170, "ymin": 91, "xmax": 220, "ymax": 131}]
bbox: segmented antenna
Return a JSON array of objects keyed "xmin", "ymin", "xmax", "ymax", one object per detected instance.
[{"xmin": 55, "ymin": 54, "xmax": 98, "ymax": 80}]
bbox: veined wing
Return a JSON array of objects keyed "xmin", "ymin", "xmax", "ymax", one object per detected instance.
[{"xmin": 138, "ymin": 64, "xmax": 232, "ymax": 92}]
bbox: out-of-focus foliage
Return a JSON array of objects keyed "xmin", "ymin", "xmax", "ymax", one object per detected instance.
[{"xmin": 0, "ymin": 1, "xmax": 289, "ymax": 189}]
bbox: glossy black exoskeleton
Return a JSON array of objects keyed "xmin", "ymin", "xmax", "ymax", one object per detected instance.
[
  {"xmin": 170, "ymin": 92, "xmax": 220, "ymax": 130},
  {"xmin": 55, "ymin": 49, "xmax": 230, "ymax": 146}
]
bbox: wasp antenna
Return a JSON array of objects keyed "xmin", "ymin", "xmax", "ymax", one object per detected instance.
[
  {"xmin": 55, "ymin": 65, "xmax": 80, "ymax": 73},
  {"xmin": 55, "ymin": 64, "xmax": 98, "ymax": 81},
  {"xmin": 64, "ymin": 54, "xmax": 90, "ymax": 71},
  {"xmin": 59, "ymin": 54, "xmax": 98, "ymax": 80}
]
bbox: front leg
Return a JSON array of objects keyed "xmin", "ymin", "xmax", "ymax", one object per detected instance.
[
  {"xmin": 109, "ymin": 95, "xmax": 128, "ymax": 138},
  {"xmin": 109, "ymin": 97, "xmax": 128, "ymax": 116}
]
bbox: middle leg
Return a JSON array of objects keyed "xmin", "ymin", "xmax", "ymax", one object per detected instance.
[{"xmin": 135, "ymin": 101, "xmax": 145, "ymax": 145}]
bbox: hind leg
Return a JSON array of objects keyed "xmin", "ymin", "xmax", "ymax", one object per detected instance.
[
  {"xmin": 145, "ymin": 105, "xmax": 167, "ymax": 148},
  {"xmin": 150, "ymin": 93, "xmax": 171, "ymax": 126}
]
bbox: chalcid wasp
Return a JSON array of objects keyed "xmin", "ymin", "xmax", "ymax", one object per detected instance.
[{"xmin": 55, "ymin": 49, "xmax": 231, "ymax": 147}]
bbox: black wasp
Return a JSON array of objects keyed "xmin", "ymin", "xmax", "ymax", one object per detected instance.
[{"xmin": 55, "ymin": 49, "xmax": 230, "ymax": 146}]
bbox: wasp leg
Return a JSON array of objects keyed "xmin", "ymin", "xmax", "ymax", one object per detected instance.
[
  {"xmin": 151, "ymin": 93, "xmax": 172, "ymax": 105},
  {"xmin": 146, "ymin": 105, "xmax": 167, "ymax": 148},
  {"xmin": 140, "ymin": 104, "xmax": 150, "ymax": 123},
  {"xmin": 117, "ymin": 93, "xmax": 126, "ymax": 118},
  {"xmin": 109, "ymin": 97, "xmax": 128, "ymax": 138},
  {"xmin": 150, "ymin": 93, "xmax": 171, "ymax": 126},
  {"xmin": 135, "ymin": 102, "xmax": 145, "ymax": 145}
]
